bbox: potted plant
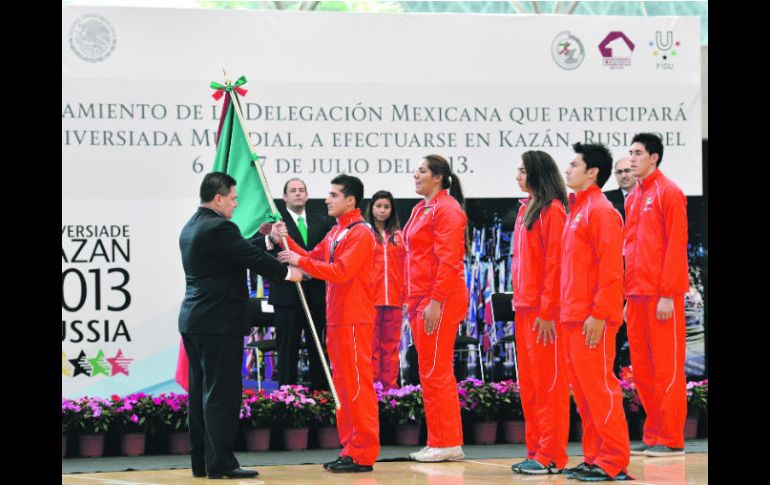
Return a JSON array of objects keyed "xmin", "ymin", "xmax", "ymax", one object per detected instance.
[
  {"xmin": 618, "ymin": 366, "xmax": 645, "ymax": 440},
  {"xmin": 74, "ymin": 396, "xmax": 113, "ymax": 458},
  {"xmin": 686, "ymin": 379, "xmax": 708, "ymax": 439},
  {"xmin": 111, "ymin": 393, "xmax": 155, "ymax": 456},
  {"xmin": 272, "ymin": 385, "xmax": 316, "ymax": 450},
  {"xmin": 491, "ymin": 380, "xmax": 525, "ymax": 444},
  {"xmin": 62, "ymin": 397, "xmax": 80, "ymax": 458},
  {"xmin": 310, "ymin": 390, "xmax": 340, "ymax": 449},
  {"xmin": 154, "ymin": 393, "xmax": 190, "ymax": 454},
  {"xmin": 458, "ymin": 378, "xmax": 499, "ymax": 444},
  {"xmin": 240, "ymin": 389, "xmax": 275, "ymax": 451},
  {"xmin": 380, "ymin": 385, "xmax": 424, "ymax": 446}
]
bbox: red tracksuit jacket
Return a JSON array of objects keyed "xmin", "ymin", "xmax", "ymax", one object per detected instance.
[
  {"xmin": 623, "ymin": 169, "xmax": 689, "ymax": 297},
  {"xmin": 560, "ymin": 185, "xmax": 624, "ymax": 324},
  {"xmin": 287, "ymin": 209, "xmax": 375, "ymax": 325},
  {"xmin": 403, "ymin": 189, "xmax": 467, "ymax": 302},
  {"xmin": 372, "ymin": 230, "xmax": 406, "ymax": 307},
  {"xmin": 511, "ymin": 198, "xmax": 567, "ymax": 321}
]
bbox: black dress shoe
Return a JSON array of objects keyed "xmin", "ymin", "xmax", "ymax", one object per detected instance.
[
  {"xmin": 573, "ymin": 464, "xmax": 634, "ymax": 481},
  {"xmin": 192, "ymin": 471, "xmax": 206, "ymax": 478},
  {"xmin": 323, "ymin": 456, "xmax": 344, "ymax": 470},
  {"xmin": 327, "ymin": 455, "xmax": 373, "ymax": 473},
  {"xmin": 207, "ymin": 467, "xmax": 259, "ymax": 479}
]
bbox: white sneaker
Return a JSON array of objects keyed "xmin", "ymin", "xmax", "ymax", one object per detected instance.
[
  {"xmin": 411, "ymin": 445, "xmax": 465, "ymax": 462},
  {"xmin": 409, "ymin": 446, "xmax": 431, "ymax": 460}
]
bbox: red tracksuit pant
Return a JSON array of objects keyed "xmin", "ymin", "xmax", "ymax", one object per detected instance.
[
  {"xmin": 563, "ymin": 321, "xmax": 630, "ymax": 477},
  {"xmin": 327, "ymin": 322, "xmax": 380, "ymax": 465},
  {"xmin": 514, "ymin": 308, "xmax": 570, "ymax": 468},
  {"xmin": 408, "ymin": 293, "xmax": 467, "ymax": 447},
  {"xmin": 626, "ymin": 296, "xmax": 687, "ymax": 449},
  {"xmin": 371, "ymin": 306, "xmax": 402, "ymax": 390}
]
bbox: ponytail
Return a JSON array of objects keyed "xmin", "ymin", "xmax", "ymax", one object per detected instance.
[
  {"xmin": 424, "ymin": 154, "xmax": 469, "ymax": 255},
  {"xmin": 447, "ymin": 172, "xmax": 465, "ymax": 209}
]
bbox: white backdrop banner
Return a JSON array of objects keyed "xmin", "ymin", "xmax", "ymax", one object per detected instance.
[{"xmin": 62, "ymin": 6, "xmax": 701, "ymax": 397}]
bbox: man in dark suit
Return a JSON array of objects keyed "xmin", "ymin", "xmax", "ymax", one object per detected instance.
[
  {"xmin": 604, "ymin": 157, "xmax": 637, "ymax": 376},
  {"xmin": 178, "ymin": 172, "xmax": 302, "ymax": 479},
  {"xmin": 604, "ymin": 157, "xmax": 637, "ymax": 221},
  {"xmin": 258, "ymin": 178, "xmax": 335, "ymax": 390}
]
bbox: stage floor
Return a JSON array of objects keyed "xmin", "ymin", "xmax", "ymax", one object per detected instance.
[{"xmin": 62, "ymin": 454, "xmax": 707, "ymax": 484}]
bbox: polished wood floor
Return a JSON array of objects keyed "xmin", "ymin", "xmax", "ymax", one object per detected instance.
[{"xmin": 62, "ymin": 454, "xmax": 707, "ymax": 484}]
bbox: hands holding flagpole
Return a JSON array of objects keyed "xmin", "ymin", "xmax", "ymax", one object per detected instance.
[{"xmin": 213, "ymin": 76, "xmax": 341, "ymax": 410}]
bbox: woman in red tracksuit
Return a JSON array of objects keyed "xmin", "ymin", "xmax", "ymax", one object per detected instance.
[
  {"xmin": 509, "ymin": 151, "xmax": 571, "ymax": 475},
  {"xmin": 366, "ymin": 190, "xmax": 407, "ymax": 390},
  {"xmin": 403, "ymin": 154, "xmax": 469, "ymax": 463}
]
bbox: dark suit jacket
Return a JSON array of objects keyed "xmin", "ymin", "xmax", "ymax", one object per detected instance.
[
  {"xmin": 604, "ymin": 188, "xmax": 628, "ymax": 221},
  {"xmin": 178, "ymin": 207, "xmax": 288, "ymax": 336},
  {"xmin": 254, "ymin": 206, "xmax": 335, "ymax": 307}
]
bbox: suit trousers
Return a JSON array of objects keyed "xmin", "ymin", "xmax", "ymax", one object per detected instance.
[
  {"xmin": 275, "ymin": 303, "xmax": 329, "ymax": 390},
  {"xmin": 182, "ymin": 333, "xmax": 243, "ymax": 476}
]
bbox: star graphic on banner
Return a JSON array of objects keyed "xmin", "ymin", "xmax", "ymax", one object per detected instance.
[
  {"xmin": 107, "ymin": 349, "xmax": 134, "ymax": 376},
  {"xmin": 69, "ymin": 350, "xmax": 92, "ymax": 377},
  {"xmin": 88, "ymin": 350, "xmax": 111, "ymax": 377},
  {"xmin": 62, "ymin": 351, "xmax": 73, "ymax": 377}
]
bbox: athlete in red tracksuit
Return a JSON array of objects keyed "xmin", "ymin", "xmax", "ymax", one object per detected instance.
[
  {"xmin": 561, "ymin": 143, "xmax": 631, "ymax": 481},
  {"xmin": 509, "ymin": 150, "xmax": 571, "ymax": 475},
  {"xmin": 404, "ymin": 155, "xmax": 468, "ymax": 463},
  {"xmin": 367, "ymin": 191, "xmax": 407, "ymax": 390},
  {"xmin": 275, "ymin": 176, "xmax": 379, "ymax": 473},
  {"xmin": 624, "ymin": 134, "xmax": 689, "ymax": 456}
]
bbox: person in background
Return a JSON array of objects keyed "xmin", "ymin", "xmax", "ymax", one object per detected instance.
[{"xmin": 366, "ymin": 190, "xmax": 407, "ymax": 391}]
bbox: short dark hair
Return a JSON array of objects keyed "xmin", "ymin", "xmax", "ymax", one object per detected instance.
[
  {"xmin": 200, "ymin": 172, "xmax": 236, "ymax": 203},
  {"xmin": 572, "ymin": 142, "xmax": 613, "ymax": 189},
  {"xmin": 283, "ymin": 177, "xmax": 307, "ymax": 195},
  {"xmin": 632, "ymin": 133, "xmax": 664, "ymax": 167},
  {"xmin": 331, "ymin": 174, "xmax": 364, "ymax": 208}
]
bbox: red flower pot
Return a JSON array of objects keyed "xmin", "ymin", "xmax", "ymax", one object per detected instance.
[
  {"xmin": 502, "ymin": 420, "xmax": 526, "ymax": 444},
  {"xmin": 244, "ymin": 428, "xmax": 271, "ymax": 451},
  {"xmin": 167, "ymin": 431, "xmax": 191, "ymax": 454},
  {"xmin": 283, "ymin": 427, "xmax": 309, "ymax": 451},
  {"xmin": 684, "ymin": 416, "xmax": 698, "ymax": 440},
  {"xmin": 395, "ymin": 423, "xmax": 420, "ymax": 446},
  {"xmin": 472, "ymin": 421, "xmax": 497, "ymax": 444},
  {"xmin": 120, "ymin": 432, "xmax": 147, "ymax": 456},
  {"xmin": 316, "ymin": 426, "xmax": 341, "ymax": 449},
  {"xmin": 78, "ymin": 433, "xmax": 106, "ymax": 458}
]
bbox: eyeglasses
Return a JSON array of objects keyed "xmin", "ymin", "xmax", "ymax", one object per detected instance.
[{"xmin": 614, "ymin": 168, "xmax": 633, "ymax": 175}]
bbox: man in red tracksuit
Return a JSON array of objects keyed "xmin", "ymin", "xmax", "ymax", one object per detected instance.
[
  {"xmin": 274, "ymin": 174, "xmax": 379, "ymax": 473},
  {"xmin": 561, "ymin": 142, "xmax": 632, "ymax": 482},
  {"xmin": 624, "ymin": 133, "xmax": 689, "ymax": 457}
]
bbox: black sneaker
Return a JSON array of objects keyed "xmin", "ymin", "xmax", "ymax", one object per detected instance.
[
  {"xmin": 574, "ymin": 464, "xmax": 634, "ymax": 482},
  {"xmin": 518, "ymin": 460, "xmax": 562, "ymax": 475},
  {"xmin": 630, "ymin": 443, "xmax": 652, "ymax": 455},
  {"xmin": 562, "ymin": 461, "xmax": 591, "ymax": 478},
  {"xmin": 326, "ymin": 455, "xmax": 373, "ymax": 473},
  {"xmin": 644, "ymin": 445, "xmax": 685, "ymax": 457},
  {"xmin": 511, "ymin": 458, "xmax": 536, "ymax": 473},
  {"xmin": 323, "ymin": 456, "xmax": 344, "ymax": 470}
]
